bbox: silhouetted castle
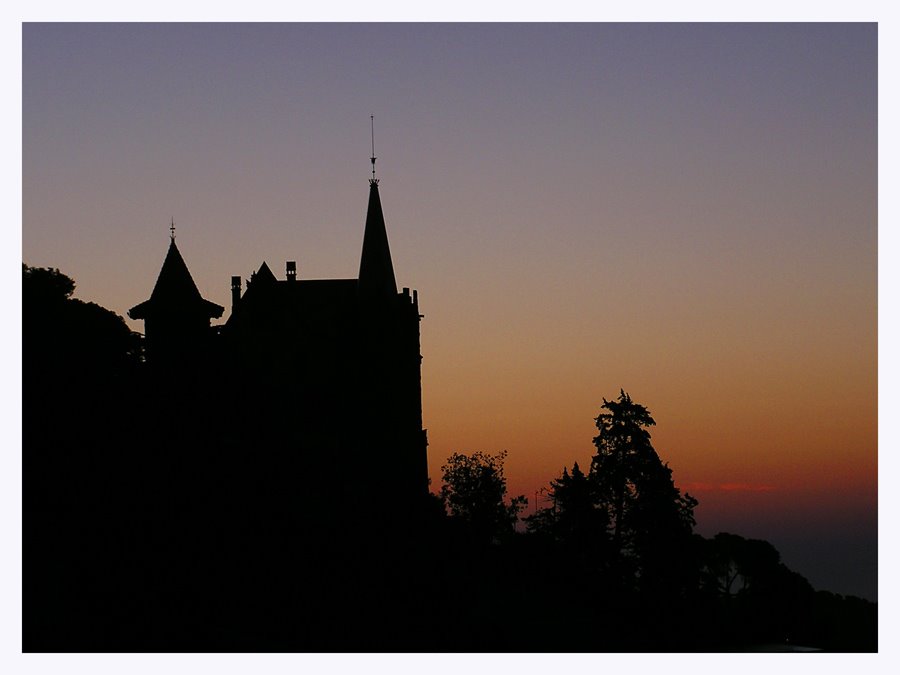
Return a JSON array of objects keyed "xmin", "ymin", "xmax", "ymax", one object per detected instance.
[{"xmin": 128, "ymin": 178, "xmax": 428, "ymax": 510}]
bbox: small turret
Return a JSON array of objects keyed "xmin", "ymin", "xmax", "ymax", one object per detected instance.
[{"xmin": 128, "ymin": 235, "xmax": 223, "ymax": 365}]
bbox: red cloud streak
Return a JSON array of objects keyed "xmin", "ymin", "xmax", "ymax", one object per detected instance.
[{"xmin": 684, "ymin": 482, "xmax": 776, "ymax": 493}]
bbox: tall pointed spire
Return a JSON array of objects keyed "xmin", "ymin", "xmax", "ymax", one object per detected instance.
[
  {"xmin": 358, "ymin": 177, "xmax": 397, "ymax": 299},
  {"xmin": 359, "ymin": 116, "xmax": 396, "ymax": 298}
]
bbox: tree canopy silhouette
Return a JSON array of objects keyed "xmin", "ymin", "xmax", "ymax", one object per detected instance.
[
  {"xmin": 527, "ymin": 390, "xmax": 698, "ymax": 597},
  {"xmin": 23, "ymin": 263, "xmax": 142, "ymax": 379},
  {"xmin": 525, "ymin": 461, "xmax": 609, "ymax": 555},
  {"xmin": 440, "ymin": 450, "xmax": 526, "ymax": 542},
  {"xmin": 590, "ymin": 390, "xmax": 697, "ymax": 559},
  {"xmin": 23, "ymin": 263, "xmax": 75, "ymax": 304}
]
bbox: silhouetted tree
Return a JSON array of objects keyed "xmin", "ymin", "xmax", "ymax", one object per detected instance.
[
  {"xmin": 23, "ymin": 263, "xmax": 75, "ymax": 304},
  {"xmin": 440, "ymin": 450, "xmax": 526, "ymax": 542},
  {"xmin": 701, "ymin": 532, "xmax": 748, "ymax": 597},
  {"xmin": 701, "ymin": 533, "xmax": 809, "ymax": 599},
  {"xmin": 589, "ymin": 390, "xmax": 697, "ymax": 585},
  {"xmin": 23, "ymin": 263, "xmax": 142, "ymax": 378},
  {"xmin": 526, "ymin": 462, "xmax": 608, "ymax": 551},
  {"xmin": 697, "ymin": 532, "xmax": 819, "ymax": 647}
]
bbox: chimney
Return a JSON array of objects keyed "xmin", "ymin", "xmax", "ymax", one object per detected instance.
[
  {"xmin": 286, "ymin": 260, "xmax": 297, "ymax": 282},
  {"xmin": 231, "ymin": 276, "xmax": 241, "ymax": 313}
]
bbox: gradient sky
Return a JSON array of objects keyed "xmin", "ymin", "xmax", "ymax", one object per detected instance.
[{"xmin": 22, "ymin": 23, "xmax": 877, "ymax": 599}]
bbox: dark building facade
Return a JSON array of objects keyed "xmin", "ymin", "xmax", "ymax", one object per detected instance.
[{"xmin": 129, "ymin": 179, "xmax": 428, "ymax": 510}]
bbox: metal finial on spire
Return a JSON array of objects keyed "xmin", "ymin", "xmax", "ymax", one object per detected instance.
[
  {"xmin": 370, "ymin": 114, "xmax": 377, "ymax": 184},
  {"xmin": 170, "ymin": 217, "xmax": 176, "ymax": 241}
]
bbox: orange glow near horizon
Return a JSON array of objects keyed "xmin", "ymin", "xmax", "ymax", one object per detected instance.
[{"xmin": 422, "ymin": 283, "xmax": 876, "ymax": 536}]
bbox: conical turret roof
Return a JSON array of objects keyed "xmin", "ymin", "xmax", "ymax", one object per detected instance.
[{"xmin": 129, "ymin": 239, "xmax": 223, "ymax": 320}]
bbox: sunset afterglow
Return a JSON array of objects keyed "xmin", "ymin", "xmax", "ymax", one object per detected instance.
[{"xmin": 22, "ymin": 22, "xmax": 877, "ymax": 599}]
